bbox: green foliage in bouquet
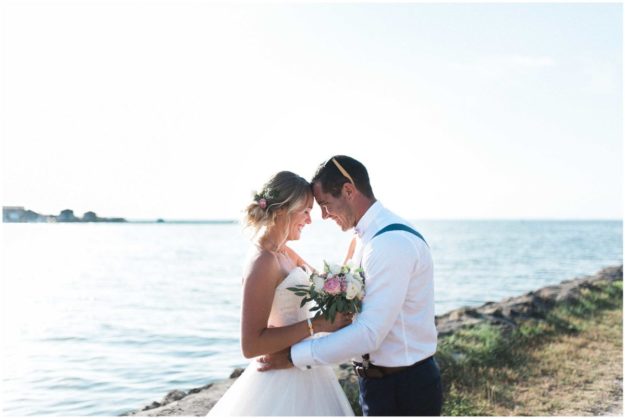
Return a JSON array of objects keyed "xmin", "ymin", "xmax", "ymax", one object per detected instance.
[{"xmin": 288, "ymin": 261, "xmax": 365, "ymax": 323}]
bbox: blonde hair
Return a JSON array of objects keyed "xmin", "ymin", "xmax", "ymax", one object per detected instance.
[{"xmin": 244, "ymin": 171, "xmax": 312, "ymax": 236}]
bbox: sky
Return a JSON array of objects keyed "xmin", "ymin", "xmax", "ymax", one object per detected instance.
[{"xmin": 2, "ymin": 1, "xmax": 622, "ymax": 220}]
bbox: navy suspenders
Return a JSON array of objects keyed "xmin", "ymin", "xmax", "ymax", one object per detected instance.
[{"xmin": 372, "ymin": 223, "xmax": 428, "ymax": 246}]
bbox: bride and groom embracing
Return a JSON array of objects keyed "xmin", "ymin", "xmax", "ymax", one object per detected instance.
[{"xmin": 207, "ymin": 155, "xmax": 442, "ymax": 416}]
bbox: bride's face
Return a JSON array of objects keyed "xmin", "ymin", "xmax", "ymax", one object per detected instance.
[{"xmin": 285, "ymin": 196, "xmax": 313, "ymax": 241}]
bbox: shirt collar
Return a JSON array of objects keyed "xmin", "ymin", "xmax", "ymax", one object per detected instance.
[{"xmin": 354, "ymin": 201, "xmax": 383, "ymax": 238}]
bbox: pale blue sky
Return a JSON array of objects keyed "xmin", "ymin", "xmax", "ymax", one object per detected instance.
[{"xmin": 2, "ymin": 1, "xmax": 622, "ymax": 220}]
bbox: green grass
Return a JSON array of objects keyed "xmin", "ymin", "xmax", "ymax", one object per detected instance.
[
  {"xmin": 437, "ymin": 279, "xmax": 623, "ymax": 415},
  {"xmin": 337, "ymin": 278, "xmax": 623, "ymax": 416}
]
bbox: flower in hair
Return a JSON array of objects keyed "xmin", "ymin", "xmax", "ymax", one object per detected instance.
[{"xmin": 254, "ymin": 188, "xmax": 280, "ymax": 210}]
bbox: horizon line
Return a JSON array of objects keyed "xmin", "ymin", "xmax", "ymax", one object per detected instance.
[{"xmin": 124, "ymin": 217, "xmax": 623, "ymax": 223}]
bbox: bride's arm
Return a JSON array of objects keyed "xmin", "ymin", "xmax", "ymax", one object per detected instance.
[
  {"xmin": 240, "ymin": 252, "xmax": 348, "ymax": 359},
  {"xmin": 343, "ymin": 237, "xmax": 357, "ymax": 265}
]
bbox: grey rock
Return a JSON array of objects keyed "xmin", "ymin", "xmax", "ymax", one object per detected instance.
[
  {"xmin": 142, "ymin": 402, "xmax": 160, "ymax": 411},
  {"xmin": 188, "ymin": 383, "xmax": 212, "ymax": 395},
  {"xmin": 161, "ymin": 390, "xmax": 186, "ymax": 405},
  {"xmin": 128, "ymin": 379, "xmax": 236, "ymax": 416},
  {"xmin": 229, "ymin": 368, "xmax": 245, "ymax": 379}
]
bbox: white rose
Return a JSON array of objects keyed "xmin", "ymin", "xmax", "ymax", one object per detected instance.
[
  {"xmin": 352, "ymin": 276, "xmax": 363, "ymax": 293},
  {"xmin": 345, "ymin": 281, "xmax": 360, "ymax": 300},
  {"xmin": 312, "ymin": 275, "xmax": 325, "ymax": 293},
  {"xmin": 347, "ymin": 273, "xmax": 363, "ymax": 287},
  {"xmin": 345, "ymin": 275, "xmax": 363, "ymax": 300}
]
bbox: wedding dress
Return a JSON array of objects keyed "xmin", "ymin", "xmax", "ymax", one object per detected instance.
[{"xmin": 207, "ymin": 267, "xmax": 355, "ymax": 416}]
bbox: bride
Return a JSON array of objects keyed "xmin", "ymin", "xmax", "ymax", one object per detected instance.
[{"xmin": 207, "ymin": 171, "xmax": 355, "ymax": 416}]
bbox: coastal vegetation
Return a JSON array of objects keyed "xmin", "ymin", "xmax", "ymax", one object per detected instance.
[{"xmin": 437, "ymin": 276, "xmax": 622, "ymax": 415}]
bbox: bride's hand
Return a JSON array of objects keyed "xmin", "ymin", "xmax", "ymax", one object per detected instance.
[{"xmin": 312, "ymin": 312, "xmax": 354, "ymax": 333}]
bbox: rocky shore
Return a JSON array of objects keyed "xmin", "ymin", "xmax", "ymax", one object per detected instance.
[{"xmin": 122, "ymin": 265, "xmax": 623, "ymax": 416}]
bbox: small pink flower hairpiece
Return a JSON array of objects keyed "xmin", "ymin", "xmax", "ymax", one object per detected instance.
[{"xmin": 254, "ymin": 188, "xmax": 279, "ymax": 210}]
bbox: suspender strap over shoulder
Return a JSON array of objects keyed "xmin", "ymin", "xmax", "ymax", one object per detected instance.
[{"xmin": 372, "ymin": 223, "xmax": 428, "ymax": 246}]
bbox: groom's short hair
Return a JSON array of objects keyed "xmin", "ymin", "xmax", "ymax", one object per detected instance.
[{"xmin": 312, "ymin": 155, "xmax": 375, "ymax": 199}]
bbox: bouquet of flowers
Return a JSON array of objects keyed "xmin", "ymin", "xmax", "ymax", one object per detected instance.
[{"xmin": 288, "ymin": 261, "xmax": 365, "ymax": 323}]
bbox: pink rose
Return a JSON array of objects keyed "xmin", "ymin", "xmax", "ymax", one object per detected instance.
[{"xmin": 323, "ymin": 276, "xmax": 342, "ymax": 295}]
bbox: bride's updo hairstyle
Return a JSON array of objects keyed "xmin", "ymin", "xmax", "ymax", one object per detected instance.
[{"xmin": 244, "ymin": 171, "xmax": 312, "ymax": 236}]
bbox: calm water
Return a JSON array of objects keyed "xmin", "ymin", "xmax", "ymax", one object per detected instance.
[{"xmin": 2, "ymin": 220, "xmax": 622, "ymax": 415}]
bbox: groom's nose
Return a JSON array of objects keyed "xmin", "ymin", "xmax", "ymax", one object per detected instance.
[{"xmin": 320, "ymin": 206, "xmax": 329, "ymax": 219}]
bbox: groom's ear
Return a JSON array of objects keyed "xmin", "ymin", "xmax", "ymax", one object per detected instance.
[{"xmin": 343, "ymin": 182, "xmax": 356, "ymax": 200}]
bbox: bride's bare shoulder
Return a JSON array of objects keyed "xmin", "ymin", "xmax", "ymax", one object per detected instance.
[{"xmin": 243, "ymin": 249, "xmax": 281, "ymax": 281}]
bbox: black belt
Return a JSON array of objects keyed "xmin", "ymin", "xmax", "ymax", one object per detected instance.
[{"xmin": 353, "ymin": 356, "xmax": 433, "ymax": 379}]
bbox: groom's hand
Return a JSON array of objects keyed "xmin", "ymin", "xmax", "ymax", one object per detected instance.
[{"xmin": 256, "ymin": 348, "xmax": 293, "ymax": 372}]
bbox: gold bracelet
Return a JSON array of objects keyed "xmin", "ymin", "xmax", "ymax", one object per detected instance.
[{"xmin": 306, "ymin": 318, "xmax": 314, "ymax": 336}]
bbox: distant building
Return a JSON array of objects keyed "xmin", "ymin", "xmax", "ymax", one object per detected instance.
[
  {"xmin": 58, "ymin": 209, "xmax": 78, "ymax": 222},
  {"xmin": 3, "ymin": 206, "xmax": 26, "ymax": 222},
  {"xmin": 23, "ymin": 210, "xmax": 40, "ymax": 222},
  {"xmin": 83, "ymin": 211, "xmax": 98, "ymax": 222}
]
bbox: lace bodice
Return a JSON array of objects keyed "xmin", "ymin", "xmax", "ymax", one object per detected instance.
[{"xmin": 267, "ymin": 267, "xmax": 313, "ymax": 327}]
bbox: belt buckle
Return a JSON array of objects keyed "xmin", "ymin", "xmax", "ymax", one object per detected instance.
[
  {"xmin": 352, "ymin": 362, "xmax": 384, "ymax": 379},
  {"xmin": 353, "ymin": 362, "xmax": 367, "ymax": 378}
]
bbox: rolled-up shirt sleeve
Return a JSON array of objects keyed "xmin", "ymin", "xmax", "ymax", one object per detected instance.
[{"xmin": 291, "ymin": 234, "xmax": 417, "ymax": 369}]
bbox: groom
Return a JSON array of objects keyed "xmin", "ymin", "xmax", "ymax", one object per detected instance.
[{"xmin": 259, "ymin": 155, "xmax": 442, "ymax": 416}]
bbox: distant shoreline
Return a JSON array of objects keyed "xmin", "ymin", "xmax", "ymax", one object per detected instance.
[
  {"xmin": 2, "ymin": 206, "xmax": 240, "ymax": 225},
  {"xmin": 3, "ymin": 206, "xmax": 127, "ymax": 223}
]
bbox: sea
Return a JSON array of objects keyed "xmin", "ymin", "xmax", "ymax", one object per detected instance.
[{"xmin": 1, "ymin": 220, "xmax": 622, "ymax": 415}]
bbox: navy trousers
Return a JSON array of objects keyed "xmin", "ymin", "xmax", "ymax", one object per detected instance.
[{"xmin": 358, "ymin": 357, "xmax": 443, "ymax": 416}]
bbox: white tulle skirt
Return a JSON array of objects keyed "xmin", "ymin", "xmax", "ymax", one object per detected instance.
[{"xmin": 207, "ymin": 360, "xmax": 355, "ymax": 416}]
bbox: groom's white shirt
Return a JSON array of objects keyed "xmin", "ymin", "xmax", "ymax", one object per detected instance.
[{"xmin": 291, "ymin": 201, "xmax": 437, "ymax": 369}]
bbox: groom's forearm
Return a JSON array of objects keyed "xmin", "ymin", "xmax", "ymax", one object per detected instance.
[
  {"xmin": 290, "ymin": 287, "xmax": 410, "ymax": 368},
  {"xmin": 290, "ymin": 339, "xmax": 314, "ymax": 369},
  {"xmin": 290, "ymin": 321, "xmax": 378, "ymax": 369}
]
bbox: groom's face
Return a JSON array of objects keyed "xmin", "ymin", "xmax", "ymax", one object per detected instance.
[{"xmin": 312, "ymin": 182, "xmax": 354, "ymax": 232}]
